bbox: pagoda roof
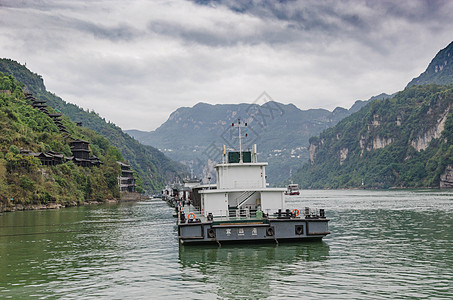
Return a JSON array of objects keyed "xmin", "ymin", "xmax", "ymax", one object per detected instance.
[
  {"xmin": 69, "ymin": 139, "xmax": 89, "ymax": 144},
  {"xmin": 48, "ymin": 113, "xmax": 62, "ymax": 118},
  {"xmin": 71, "ymin": 148, "xmax": 89, "ymax": 152},
  {"xmin": 117, "ymin": 161, "xmax": 131, "ymax": 167}
]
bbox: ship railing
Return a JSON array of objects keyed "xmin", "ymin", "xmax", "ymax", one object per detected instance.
[
  {"xmin": 284, "ymin": 207, "xmax": 326, "ymax": 219},
  {"xmin": 205, "ymin": 208, "xmax": 262, "ymax": 221},
  {"xmin": 178, "ymin": 205, "xmax": 206, "ymax": 223},
  {"xmin": 180, "ymin": 207, "xmax": 326, "ymax": 222}
]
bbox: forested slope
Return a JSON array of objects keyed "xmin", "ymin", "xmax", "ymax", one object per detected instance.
[
  {"xmin": 0, "ymin": 59, "xmax": 186, "ymax": 190},
  {"xmin": 0, "ymin": 71, "xmax": 124, "ymax": 210},
  {"xmin": 294, "ymin": 84, "xmax": 453, "ymax": 188}
]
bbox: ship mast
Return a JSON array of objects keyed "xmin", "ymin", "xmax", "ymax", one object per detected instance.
[
  {"xmin": 238, "ymin": 119, "xmax": 243, "ymax": 163},
  {"xmin": 232, "ymin": 118, "xmax": 247, "ymax": 163}
]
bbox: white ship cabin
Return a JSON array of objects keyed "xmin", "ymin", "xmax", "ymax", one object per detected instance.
[{"xmin": 199, "ymin": 145, "xmax": 286, "ymax": 218}]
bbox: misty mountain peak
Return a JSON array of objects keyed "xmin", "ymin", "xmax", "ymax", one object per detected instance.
[{"xmin": 407, "ymin": 41, "xmax": 453, "ymax": 87}]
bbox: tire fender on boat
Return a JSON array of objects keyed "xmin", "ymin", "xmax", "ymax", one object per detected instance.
[
  {"xmin": 266, "ymin": 227, "xmax": 274, "ymax": 236},
  {"xmin": 295, "ymin": 225, "xmax": 304, "ymax": 235},
  {"xmin": 207, "ymin": 228, "xmax": 216, "ymax": 238}
]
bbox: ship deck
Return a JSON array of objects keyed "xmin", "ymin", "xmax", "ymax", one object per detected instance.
[{"xmin": 176, "ymin": 202, "xmax": 325, "ymax": 225}]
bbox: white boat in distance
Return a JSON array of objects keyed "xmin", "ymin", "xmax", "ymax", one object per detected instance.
[{"xmin": 285, "ymin": 183, "xmax": 300, "ymax": 195}]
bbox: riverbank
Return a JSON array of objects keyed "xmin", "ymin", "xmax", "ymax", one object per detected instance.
[
  {"xmin": 0, "ymin": 199, "xmax": 120, "ymax": 213},
  {"xmin": 0, "ymin": 192, "xmax": 148, "ymax": 213}
]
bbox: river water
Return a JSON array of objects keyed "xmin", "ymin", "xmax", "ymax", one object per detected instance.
[{"xmin": 0, "ymin": 190, "xmax": 452, "ymax": 299}]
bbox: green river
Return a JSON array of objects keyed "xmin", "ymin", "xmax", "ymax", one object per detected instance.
[{"xmin": 1, "ymin": 190, "xmax": 452, "ymax": 299}]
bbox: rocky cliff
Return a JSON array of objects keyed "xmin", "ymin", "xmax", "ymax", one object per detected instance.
[
  {"xmin": 296, "ymin": 84, "xmax": 453, "ymax": 188},
  {"xmin": 440, "ymin": 165, "xmax": 453, "ymax": 188}
]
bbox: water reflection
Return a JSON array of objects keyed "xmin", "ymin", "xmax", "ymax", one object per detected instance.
[{"xmin": 178, "ymin": 242, "xmax": 329, "ymax": 299}]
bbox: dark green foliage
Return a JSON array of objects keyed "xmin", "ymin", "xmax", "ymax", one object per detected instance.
[
  {"xmin": 293, "ymin": 84, "xmax": 453, "ymax": 188},
  {"xmin": 8, "ymin": 145, "xmax": 19, "ymax": 155},
  {"xmin": 19, "ymin": 175, "xmax": 35, "ymax": 190}
]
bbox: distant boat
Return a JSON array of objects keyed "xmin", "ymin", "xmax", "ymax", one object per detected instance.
[{"xmin": 285, "ymin": 183, "xmax": 300, "ymax": 195}]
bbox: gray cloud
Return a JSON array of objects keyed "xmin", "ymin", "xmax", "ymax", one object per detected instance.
[
  {"xmin": 63, "ymin": 18, "xmax": 142, "ymax": 42},
  {"xmin": 191, "ymin": 0, "xmax": 452, "ymax": 50},
  {"xmin": 194, "ymin": 0, "xmax": 450, "ymax": 25},
  {"xmin": 0, "ymin": 0, "xmax": 452, "ymax": 131}
]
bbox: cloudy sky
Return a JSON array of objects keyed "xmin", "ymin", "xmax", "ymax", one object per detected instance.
[{"xmin": 0, "ymin": 0, "xmax": 452, "ymax": 131}]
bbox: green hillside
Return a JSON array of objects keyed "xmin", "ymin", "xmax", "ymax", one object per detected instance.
[
  {"xmin": 294, "ymin": 84, "xmax": 453, "ymax": 188},
  {"xmin": 0, "ymin": 72, "xmax": 124, "ymax": 209},
  {"xmin": 0, "ymin": 59, "xmax": 186, "ymax": 190}
]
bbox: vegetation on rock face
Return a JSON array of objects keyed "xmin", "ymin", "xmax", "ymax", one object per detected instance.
[
  {"xmin": 0, "ymin": 59, "xmax": 186, "ymax": 191},
  {"xmin": 0, "ymin": 72, "xmax": 123, "ymax": 208},
  {"xmin": 293, "ymin": 84, "xmax": 453, "ymax": 189}
]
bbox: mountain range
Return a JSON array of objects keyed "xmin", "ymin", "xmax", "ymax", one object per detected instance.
[
  {"xmin": 4, "ymin": 38, "xmax": 452, "ymax": 190},
  {"xmin": 127, "ymin": 41, "xmax": 453, "ymax": 187},
  {"xmin": 126, "ymin": 91, "xmax": 390, "ymax": 184}
]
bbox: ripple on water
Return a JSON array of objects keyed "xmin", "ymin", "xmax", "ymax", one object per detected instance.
[{"xmin": 1, "ymin": 192, "xmax": 453, "ymax": 299}]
